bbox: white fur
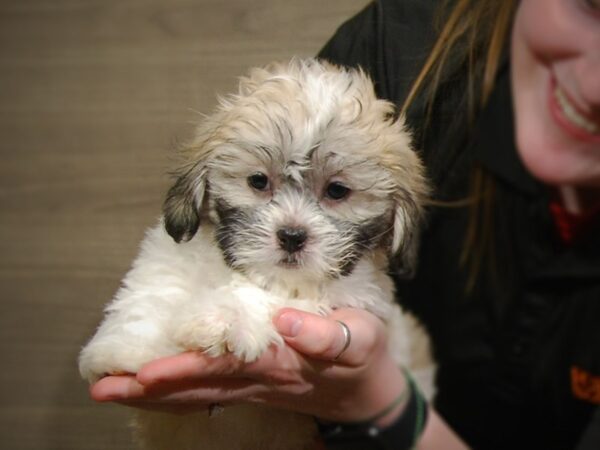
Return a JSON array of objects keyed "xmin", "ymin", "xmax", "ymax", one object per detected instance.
[{"xmin": 79, "ymin": 58, "xmax": 434, "ymax": 450}]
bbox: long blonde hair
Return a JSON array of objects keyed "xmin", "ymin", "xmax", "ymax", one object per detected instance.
[{"xmin": 402, "ymin": 0, "xmax": 518, "ymax": 292}]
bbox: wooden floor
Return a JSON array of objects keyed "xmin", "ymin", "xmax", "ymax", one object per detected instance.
[{"xmin": 0, "ymin": 1, "xmax": 367, "ymax": 448}]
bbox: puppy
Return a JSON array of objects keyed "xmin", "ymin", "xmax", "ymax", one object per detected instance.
[{"xmin": 79, "ymin": 58, "xmax": 433, "ymax": 450}]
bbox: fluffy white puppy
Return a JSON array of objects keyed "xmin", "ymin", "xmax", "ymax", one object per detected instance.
[{"xmin": 79, "ymin": 58, "xmax": 433, "ymax": 450}]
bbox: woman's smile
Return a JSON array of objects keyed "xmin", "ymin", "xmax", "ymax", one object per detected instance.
[{"xmin": 550, "ymin": 75, "xmax": 600, "ymax": 142}]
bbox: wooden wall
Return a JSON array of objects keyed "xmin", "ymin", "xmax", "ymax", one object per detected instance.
[{"xmin": 0, "ymin": 1, "xmax": 368, "ymax": 448}]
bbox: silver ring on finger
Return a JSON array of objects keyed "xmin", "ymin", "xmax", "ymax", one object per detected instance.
[{"xmin": 333, "ymin": 320, "xmax": 352, "ymax": 361}]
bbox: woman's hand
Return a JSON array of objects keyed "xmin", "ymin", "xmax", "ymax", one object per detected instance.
[{"xmin": 90, "ymin": 307, "xmax": 407, "ymax": 424}]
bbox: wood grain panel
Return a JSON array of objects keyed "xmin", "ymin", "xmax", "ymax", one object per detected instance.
[{"xmin": 0, "ymin": 0, "xmax": 368, "ymax": 448}]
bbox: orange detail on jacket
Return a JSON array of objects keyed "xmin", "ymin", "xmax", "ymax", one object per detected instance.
[{"xmin": 571, "ymin": 366, "xmax": 600, "ymax": 404}]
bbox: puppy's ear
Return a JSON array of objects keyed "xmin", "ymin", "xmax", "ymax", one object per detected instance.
[
  {"xmin": 391, "ymin": 189, "xmax": 426, "ymax": 278},
  {"xmin": 386, "ymin": 126, "xmax": 430, "ymax": 278},
  {"xmin": 163, "ymin": 164, "xmax": 206, "ymax": 243},
  {"xmin": 163, "ymin": 107, "xmax": 221, "ymax": 243}
]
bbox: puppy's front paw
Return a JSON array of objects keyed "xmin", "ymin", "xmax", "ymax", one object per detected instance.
[
  {"xmin": 172, "ymin": 307, "xmax": 232, "ymax": 358},
  {"xmin": 173, "ymin": 309, "xmax": 283, "ymax": 362},
  {"xmin": 79, "ymin": 323, "xmax": 176, "ymax": 384},
  {"xmin": 79, "ymin": 341, "xmax": 147, "ymax": 383},
  {"xmin": 225, "ymin": 319, "xmax": 283, "ymax": 362}
]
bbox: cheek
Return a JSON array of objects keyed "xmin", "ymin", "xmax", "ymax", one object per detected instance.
[
  {"xmin": 511, "ymin": 1, "xmax": 561, "ymax": 176},
  {"xmin": 510, "ymin": 1, "xmax": 600, "ymax": 186},
  {"xmin": 514, "ymin": 0, "xmax": 571, "ymax": 63}
]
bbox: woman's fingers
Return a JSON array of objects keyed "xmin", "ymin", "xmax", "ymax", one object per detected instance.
[
  {"xmin": 136, "ymin": 308, "xmax": 385, "ymax": 388},
  {"xmin": 90, "ymin": 375, "xmax": 146, "ymax": 402},
  {"xmin": 139, "ymin": 378, "xmax": 269, "ymax": 404},
  {"xmin": 91, "ymin": 373, "xmax": 269, "ymax": 406},
  {"xmin": 273, "ymin": 308, "xmax": 383, "ymax": 367},
  {"xmin": 136, "ymin": 344, "xmax": 304, "ymax": 388},
  {"xmin": 137, "ymin": 351, "xmax": 245, "ymax": 386},
  {"xmin": 87, "ymin": 308, "xmax": 390, "ymax": 421}
]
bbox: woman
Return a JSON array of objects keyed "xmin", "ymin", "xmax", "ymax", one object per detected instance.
[{"xmin": 91, "ymin": 0, "xmax": 600, "ymax": 448}]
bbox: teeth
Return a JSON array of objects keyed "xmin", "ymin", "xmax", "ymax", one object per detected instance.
[{"xmin": 554, "ymin": 86, "xmax": 600, "ymax": 134}]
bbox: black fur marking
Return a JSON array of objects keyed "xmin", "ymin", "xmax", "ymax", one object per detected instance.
[
  {"xmin": 213, "ymin": 199, "xmax": 249, "ymax": 268},
  {"xmin": 338, "ymin": 214, "xmax": 393, "ymax": 277},
  {"xmin": 163, "ymin": 171, "xmax": 201, "ymax": 243}
]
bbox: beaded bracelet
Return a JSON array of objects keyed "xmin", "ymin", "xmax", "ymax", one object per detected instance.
[{"xmin": 317, "ymin": 368, "xmax": 429, "ymax": 450}]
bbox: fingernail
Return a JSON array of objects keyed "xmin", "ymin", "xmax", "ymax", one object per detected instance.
[{"xmin": 276, "ymin": 311, "xmax": 303, "ymax": 337}]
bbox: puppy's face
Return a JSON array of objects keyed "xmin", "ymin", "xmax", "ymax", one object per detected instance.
[{"xmin": 164, "ymin": 60, "xmax": 428, "ymax": 285}]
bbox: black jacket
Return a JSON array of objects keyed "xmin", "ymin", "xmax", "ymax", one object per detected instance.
[{"xmin": 319, "ymin": 1, "xmax": 600, "ymax": 449}]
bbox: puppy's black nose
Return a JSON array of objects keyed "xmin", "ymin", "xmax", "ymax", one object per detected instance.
[{"xmin": 277, "ymin": 227, "xmax": 307, "ymax": 253}]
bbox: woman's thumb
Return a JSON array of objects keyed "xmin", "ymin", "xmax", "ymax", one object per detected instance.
[{"xmin": 274, "ymin": 308, "xmax": 371, "ymax": 365}]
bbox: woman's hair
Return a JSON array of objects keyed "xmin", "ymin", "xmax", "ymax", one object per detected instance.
[
  {"xmin": 402, "ymin": 0, "xmax": 518, "ymax": 292},
  {"xmin": 401, "ymin": 0, "xmax": 517, "ymax": 120}
]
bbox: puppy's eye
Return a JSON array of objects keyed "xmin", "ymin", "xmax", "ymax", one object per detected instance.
[
  {"xmin": 325, "ymin": 182, "xmax": 351, "ymax": 200},
  {"xmin": 247, "ymin": 173, "xmax": 269, "ymax": 191}
]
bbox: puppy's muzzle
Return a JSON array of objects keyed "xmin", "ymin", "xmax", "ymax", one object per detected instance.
[{"xmin": 276, "ymin": 227, "xmax": 308, "ymax": 253}]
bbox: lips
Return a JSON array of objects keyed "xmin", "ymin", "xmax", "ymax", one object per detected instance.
[{"xmin": 549, "ymin": 76, "xmax": 600, "ymax": 143}]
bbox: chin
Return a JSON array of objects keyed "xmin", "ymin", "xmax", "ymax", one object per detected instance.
[
  {"xmin": 78, "ymin": 58, "xmax": 435, "ymax": 450},
  {"xmin": 515, "ymin": 123, "xmax": 600, "ymax": 188}
]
